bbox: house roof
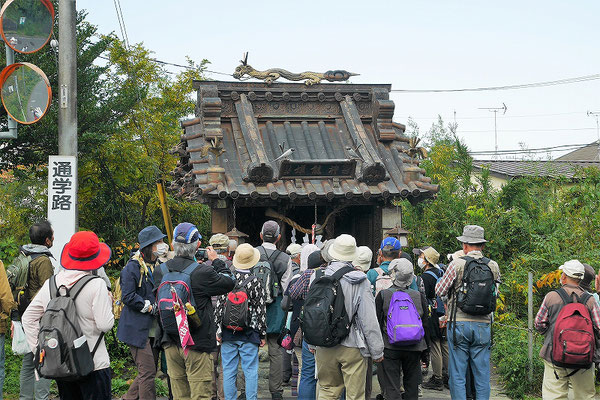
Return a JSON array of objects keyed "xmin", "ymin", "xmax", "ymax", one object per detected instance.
[
  {"xmin": 170, "ymin": 81, "xmax": 438, "ymax": 205},
  {"xmin": 556, "ymin": 141, "xmax": 600, "ymax": 161},
  {"xmin": 472, "ymin": 159, "xmax": 600, "ymax": 180}
]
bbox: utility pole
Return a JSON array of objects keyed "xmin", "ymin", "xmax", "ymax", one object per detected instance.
[
  {"xmin": 587, "ymin": 111, "xmax": 600, "ymax": 160},
  {"xmin": 58, "ymin": 0, "xmax": 78, "ymax": 224},
  {"xmin": 479, "ymin": 103, "xmax": 507, "ymax": 158}
]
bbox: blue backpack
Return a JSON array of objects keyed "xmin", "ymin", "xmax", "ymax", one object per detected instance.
[
  {"xmin": 157, "ymin": 262, "xmax": 199, "ymax": 336},
  {"xmin": 424, "ymin": 269, "xmax": 446, "ymax": 316},
  {"xmin": 386, "ymin": 290, "xmax": 425, "ymax": 345}
]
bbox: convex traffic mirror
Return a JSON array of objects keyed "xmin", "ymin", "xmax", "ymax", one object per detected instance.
[
  {"xmin": 0, "ymin": 62, "xmax": 51, "ymax": 124},
  {"xmin": 0, "ymin": 0, "xmax": 54, "ymax": 54}
]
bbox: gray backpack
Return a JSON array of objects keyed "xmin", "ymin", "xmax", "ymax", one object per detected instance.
[{"xmin": 34, "ymin": 275, "xmax": 104, "ymax": 380}]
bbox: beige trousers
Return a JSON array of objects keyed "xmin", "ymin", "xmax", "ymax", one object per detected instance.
[
  {"xmin": 542, "ymin": 359, "xmax": 595, "ymax": 400},
  {"xmin": 430, "ymin": 338, "xmax": 448, "ymax": 379},
  {"xmin": 165, "ymin": 345, "xmax": 213, "ymax": 400},
  {"xmin": 315, "ymin": 345, "xmax": 367, "ymax": 400}
]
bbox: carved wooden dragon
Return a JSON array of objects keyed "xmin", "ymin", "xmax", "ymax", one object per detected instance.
[{"xmin": 233, "ymin": 53, "xmax": 358, "ymax": 86}]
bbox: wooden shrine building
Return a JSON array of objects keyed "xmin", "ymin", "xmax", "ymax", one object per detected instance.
[{"xmin": 170, "ymin": 80, "xmax": 438, "ymax": 250}]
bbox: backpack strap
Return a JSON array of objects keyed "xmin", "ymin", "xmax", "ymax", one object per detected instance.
[
  {"xmin": 556, "ymin": 287, "xmax": 571, "ymax": 305},
  {"xmin": 49, "ymin": 275, "xmax": 58, "ymax": 299},
  {"xmin": 424, "ymin": 270, "xmax": 440, "ymax": 280},
  {"xmin": 580, "ymin": 292, "xmax": 592, "ymax": 307},
  {"xmin": 159, "ymin": 262, "xmax": 169, "ymax": 276},
  {"xmin": 331, "ymin": 265, "xmax": 355, "ymax": 281},
  {"xmin": 70, "ymin": 275, "xmax": 100, "ymax": 301},
  {"xmin": 182, "ymin": 262, "xmax": 199, "ymax": 276}
]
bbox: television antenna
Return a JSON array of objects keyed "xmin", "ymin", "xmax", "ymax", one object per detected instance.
[
  {"xmin": 587, "ymin": 111, "xmax": 600, "ymax": 160},
  {"xmin": 478, "ymin": 103, "xmax": 507, "ymax": 158}
]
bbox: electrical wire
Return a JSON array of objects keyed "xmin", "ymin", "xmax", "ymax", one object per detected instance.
[
  {"xmin": 468, "ymin": 143, "xmax": 590, "ymax": 155},
  {"xmin": 460, "ymin": 127, "xmax": 597, "ymax": 133},
  {"xmin": 398, "ymin": 111, "xmax": 587, "ymax": 120},
  {"xmin": 390, "ymin": 73, "xmax": 600, "ymax": 93}
]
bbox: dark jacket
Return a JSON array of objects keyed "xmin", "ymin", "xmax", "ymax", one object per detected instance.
[
  {"xmin": 117, "ymin": 256, "xmax": 156, "ymax": 348},
  {"xmin": 154, "ymin": 256, "xmax": 235, "ymax": 353},
  {"xmin": 375, "ymin": 285, "xmax": 430, "ymax": 352}
]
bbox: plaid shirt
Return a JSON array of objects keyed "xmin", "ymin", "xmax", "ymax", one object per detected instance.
[
  {"xmin": 535, "ymin": 285, "xmax": 600, "ymax": 334},
  {"xmin": 289, "ymin": 268, "xmax": 322, "ymax": 300},
  {"xmin": 435, "ymin": 262, "xmax": 457, "ymax": 298}
]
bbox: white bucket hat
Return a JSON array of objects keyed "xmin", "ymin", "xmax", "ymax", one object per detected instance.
[
  {"xmin": 353, "ymin": 246, "xmax": 373, "ymax": 272},
  {"xmin": 328, "ymin": 234, "xmax": 358, "ymax": 262}
]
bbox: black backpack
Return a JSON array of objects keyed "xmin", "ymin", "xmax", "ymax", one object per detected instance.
[
  {"xmin": 456, "ymin": 256, "xmax": 497, "ymax": 315},
  {"xmin": 222, "ymin": 276, "xmax": 254, "ymax": 332},
  {"xmin": 300, "ymin": 265, "xmax": 355, "ymax": 347}
]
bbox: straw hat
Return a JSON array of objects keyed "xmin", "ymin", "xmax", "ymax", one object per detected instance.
[{"xmin": 233, "ymin": 243, "xmax": 261, "ymax": 270}]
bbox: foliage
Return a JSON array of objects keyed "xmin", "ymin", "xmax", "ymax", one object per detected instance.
[
  {"xmin": 403, "ymin": 116, "xmax": 600, "ymax": 397},
  {"xmin": 492, "ymin": 316, "xmax": 544, "ymax": 399}
]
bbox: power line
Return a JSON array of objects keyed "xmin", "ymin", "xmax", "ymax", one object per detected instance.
[
  {"xmin": 390, "ymin": 73, "xmax": 600, "ymax": 93},
  {"xmin": 398, "ymin": 111, "xmax": 586, "ymax": 120},
  {"xmin": 460, "ymin": 127, "xmax": 597, "ymax": 133},
  {"xmin": 468, "ymin": 143, "xmax": 589, "ymax": 155}
]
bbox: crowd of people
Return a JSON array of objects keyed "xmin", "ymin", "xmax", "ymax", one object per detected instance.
[{"xmin": 0, "ymin": 220, "xmax": 598, "ymax": 400}]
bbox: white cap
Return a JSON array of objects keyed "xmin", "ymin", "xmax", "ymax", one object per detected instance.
[
  {"xmin": 353, "ymin": 246, "xmax": 373, "ymax": 272},
  {"xmin": 286, "ymin": 243, "xmax": 302, "ymax": 257},
  {"xmin": 560, "ymin": 260, "xmax": 585, "ymax": 279}
]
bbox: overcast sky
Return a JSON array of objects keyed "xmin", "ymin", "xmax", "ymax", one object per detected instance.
[{"xmin": 78, "ymin": 0, "xmax": 600, "ymax": 159}]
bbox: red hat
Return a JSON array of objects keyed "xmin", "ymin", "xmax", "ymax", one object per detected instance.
[{"xmin": 61, "ymin": 231, "xmax": 111, "ymax": 271}]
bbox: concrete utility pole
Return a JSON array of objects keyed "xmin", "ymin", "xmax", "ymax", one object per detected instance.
[
  {"xmin": 58, "ymin": 0, "xmax": 78, "ymax": 224},
  {"xmin": 0, "ymin": 46, "xmax": 17, "ymax": 139},
  {"xmin": 58, "ymin": 0, "xmax": 77, "ymax": 156}
]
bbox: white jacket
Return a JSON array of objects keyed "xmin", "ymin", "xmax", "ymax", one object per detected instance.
[{"xmin": 22, "ymin": 269, "xmax": 114, "ymax": 370}]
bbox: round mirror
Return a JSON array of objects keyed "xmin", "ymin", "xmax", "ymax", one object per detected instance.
[
  {"xmin": 0, "ymin": 62, "xmax": 51, "ymax": 124},
  {"xmin": 0, "ymin": 0, "xmax": 54, "ymax": 54}
]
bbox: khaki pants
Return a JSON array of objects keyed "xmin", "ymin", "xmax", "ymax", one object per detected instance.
[
  {"xmin": 542, "ymin": 359, "xmax": 595, "ymax": 400},
  {"xmin": 165, "ymin": 345, "xmax": 213, "ymax": 400},
  {"xmin": 267, "ymin": 333, "xmax": 283, "ymax": 395},
  {"xmin": 315, "ymin": 345, "xmax": 367, "ymax": 400},
  {"xmin": 429, "ymin": 338, "xmax": 448, "ymax": 379}
]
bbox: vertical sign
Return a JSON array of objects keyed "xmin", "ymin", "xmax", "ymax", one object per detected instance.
[{"xmin": 47, "ymin": 155, "xmax": 76, "ymax": 269}]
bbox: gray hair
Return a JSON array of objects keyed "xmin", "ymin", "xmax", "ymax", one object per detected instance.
[{"xmin": 173, "ymin": 240, "xmax": 198, "ymax": 258}]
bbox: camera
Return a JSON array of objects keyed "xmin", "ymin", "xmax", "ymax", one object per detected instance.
[{"xmin": 195, "ymin": 248, "xmax": 208, "ymax": 261}]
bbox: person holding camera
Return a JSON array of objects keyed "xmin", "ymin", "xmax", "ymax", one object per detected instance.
[{"xmin": 154, "ymin": 223, "xmax": 236, "ymax": 400}]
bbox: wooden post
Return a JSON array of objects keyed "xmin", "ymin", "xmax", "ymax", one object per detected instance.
[
  {"xmin": 156, "ymin": 180, "xmax": 174, "ymax": 245},
  {"xmin": 528, "ymin": 271, "xmax": 534, "ymax": 382}
]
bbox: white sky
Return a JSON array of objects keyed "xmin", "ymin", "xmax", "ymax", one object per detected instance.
[{"xmin": 78, "ymin": 0, "xmax": 600, "ymax": 159}]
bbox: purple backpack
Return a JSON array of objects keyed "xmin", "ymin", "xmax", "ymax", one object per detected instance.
[{"xmin": 386, "ymin": 290, "xmax": 425, "ymax": 345}]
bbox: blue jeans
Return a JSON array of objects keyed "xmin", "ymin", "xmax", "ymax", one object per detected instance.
[
  {"xmin": 221, "ymin": 340, "xmax": 259, "ymax": 400},
  {"xmin": 298, "ymin": 340, "xmax": 316, "ymax": 400},
  {"xmin": 448, "ymin": 321, "xmax": 491, "ymax": 400}
]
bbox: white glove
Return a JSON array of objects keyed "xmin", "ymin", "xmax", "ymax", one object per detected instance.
[{"xmin": 141, "ymin": 300, "xmax": 152, "ymax": 313}]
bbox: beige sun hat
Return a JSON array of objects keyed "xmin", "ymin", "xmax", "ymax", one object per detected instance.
[
  {"xmin": 209, "ymin": 233, "xmax": 230, "ymax": 249},
  {"xmin": 559, "ymin": 259, "xmax": 585, "ymax": 280},
  {"xmin": 233, "ymin": 243, "xmax": 261, "ymax": 270},
  {"xmin": 328, "ymin": 234, "xmax": 358, "ymax": 262},
  {"xmin": 353, "ymin": 246, "xmax": 373, "ymax": 272},
  {"xmin": 423, "ymin": 247, "xmax": 440, "ymax": 266}
]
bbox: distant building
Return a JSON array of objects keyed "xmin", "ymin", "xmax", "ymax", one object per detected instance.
[
  {"xmin": 471, "ymin": 159, "xmax": 600, "ymax": 190},
  {"xmin": 556, "ymin": 140, "xmax": 600, "ymax": 161}
]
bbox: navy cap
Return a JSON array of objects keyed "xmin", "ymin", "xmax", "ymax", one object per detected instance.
[
  {"xmin": 138, "ymin": 225, "xmax": 167, "ymax": 249},
  {"xmin": 380, "ymin": 237, "xmax": 401, "ymax": 251},
  {"xmin": 173, "ymin": 222, "xmax": 201, "ymax": 244}
]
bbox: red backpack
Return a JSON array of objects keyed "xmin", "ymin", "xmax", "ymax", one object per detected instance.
[{"xmin": 551, "ymin": 288, "xmax": 595, "ymax": 370}]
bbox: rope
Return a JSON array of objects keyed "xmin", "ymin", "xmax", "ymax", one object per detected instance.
[{"xmin": 265, "ymin": 206, "xmax": 348, "ymax": 235}]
